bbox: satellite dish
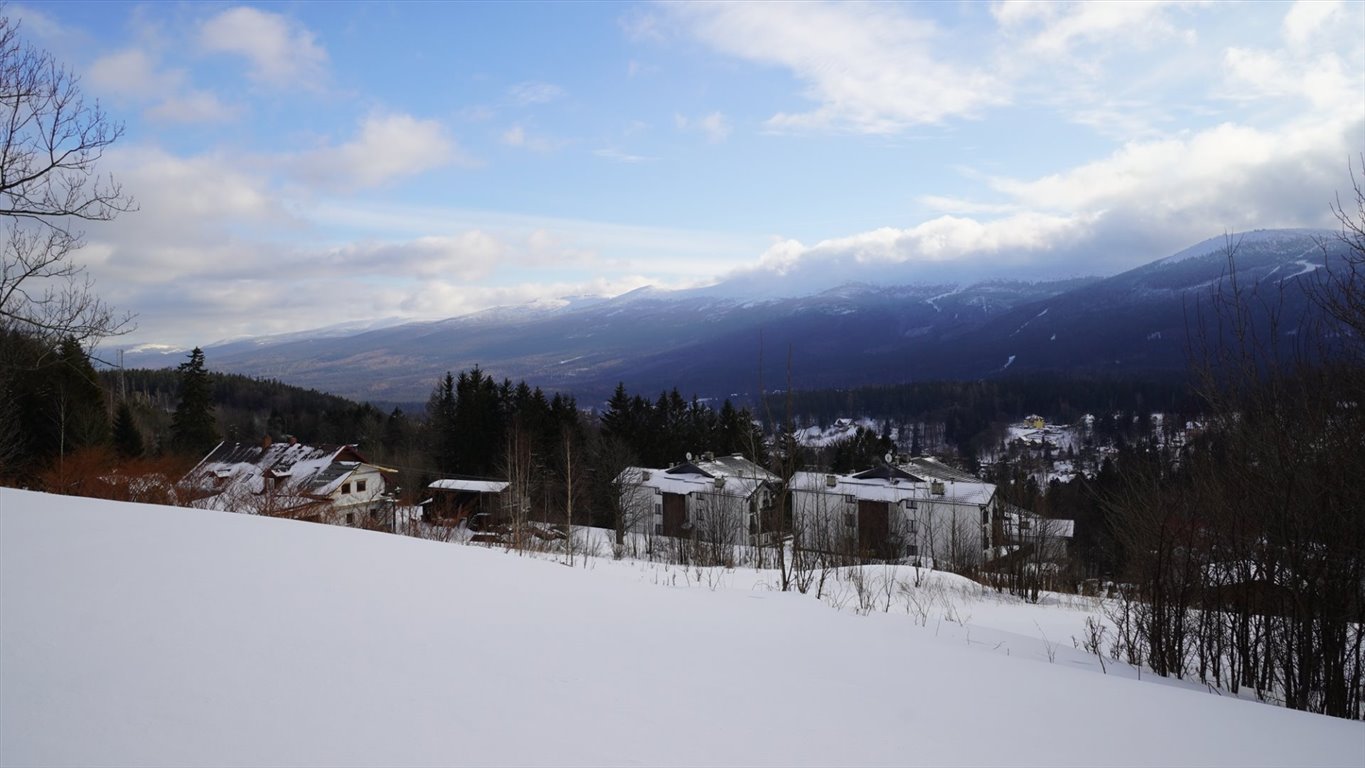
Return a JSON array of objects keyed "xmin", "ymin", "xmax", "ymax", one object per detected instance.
[
  {"xmin": 884, "ymin": 452, "xmax": 894, "ymax": 464},
  {"xmin": 685, "ymin": 452, "xmax": 693, "ymax": 462}
]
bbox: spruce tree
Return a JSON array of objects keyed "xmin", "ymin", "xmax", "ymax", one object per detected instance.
[
  {"xmin": 452, "ymin": 366, "xmax": 503, "ymax": 476},
  {"xmin": 600, "ymin": 383, "xmax": 634, "ymax": 446},
  {"xmin": 46, "ymin": 337, "xmax": 110, "ymax": 456},
  {"xmin": 112, "ymin": 401, "xmax": 143, "ymax": 458},
  {"xmin": 170, "ymin": 347, "xmax": 219, "ymax": 456},
  {"xmin": 426, "ymin": 373, "xmax": 457, "ymax": 472}
]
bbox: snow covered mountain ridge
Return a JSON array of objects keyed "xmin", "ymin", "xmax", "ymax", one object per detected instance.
[{"xmin": 116, "ymin": 229, "xmax": 1352, "ymax": 404}]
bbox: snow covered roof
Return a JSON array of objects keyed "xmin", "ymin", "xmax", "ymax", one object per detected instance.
[
  {"xmin": 998, "ymin": 503, "xmax": 1075, "ymax": 539},
  {"xmin": 667, "ymin": 454, "xmax": 778, "ymax": 483},
  {"xmin": 792, "ymin": 464, "xmax": 997, "ymax": 507},
  {"xmin": 619, "ymin": 457, "xmax": 774, "ymax": 500},
  {"xmin": 900, "ymin": 457, "xmax": 983, "ymax": 484},
  {"xmin": 852, "ymin": 465, "xmax": 924, "ymax": 483},
  {"xmin": 789, "ymin": 471, "xmax": 923, "ymax": 505},
  {"xmin": 181, "ymin": 440, "xmax": 378, "ymax": 511},
  {"xmin": 429, "ymin": 479, "xmax": 509, "ymax": 494}
]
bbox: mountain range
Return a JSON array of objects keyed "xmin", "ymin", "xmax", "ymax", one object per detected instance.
[{"xmin": 120, "ymin": 229, "xmax": 1350, "ymax": 406}]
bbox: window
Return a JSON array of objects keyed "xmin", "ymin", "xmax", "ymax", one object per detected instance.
[
  {"xmin": 357, "ymin": 479, "xmax": 367, "ymax": 493},
  {"xmin": 654, "ymin": 503, "xmax": 662, "ymax": 517},
  {"xmin": 844, "ymin": 512, "xmax": 856, "ymax": 528},
  {"xmin": 345, "ymin": 513, "xmax": 355, "ymax": 526},
  {"xmin": 1019, "ymin": 520, "xmax": 1032, "ymax": 531},
  {"xmin": 843, "ymin": 494, "xmax": 857, "ymax": 505},
  {"xmin": 341, "ymin": 482, "xmax": 351, "ymax": 494},
  {"xmin": 654, "ymin": 524, "xmax": 663, "ymax": 535}
]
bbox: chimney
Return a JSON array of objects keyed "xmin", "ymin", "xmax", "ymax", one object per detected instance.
[
  {"xmin": 261, "ymin": 434, "xmax": 272, "ymax": 449},
  {"xmin": 288, "ymin": 435, "xmax": 298, "ymax": 446}
]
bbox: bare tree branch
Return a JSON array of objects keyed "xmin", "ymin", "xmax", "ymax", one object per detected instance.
[{"xmin": 0, "ymin": 14, "xmax": 134, "ymax": 348}]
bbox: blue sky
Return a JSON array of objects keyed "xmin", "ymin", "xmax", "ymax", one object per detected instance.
[{"xmin": 12, "ymin": 1, "xmax": 1365, "ymax": 348}]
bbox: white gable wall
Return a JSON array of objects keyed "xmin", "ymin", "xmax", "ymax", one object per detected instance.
[{"xmin": 790, "ymin": 471, "xmax": 993, "ymax": 569}]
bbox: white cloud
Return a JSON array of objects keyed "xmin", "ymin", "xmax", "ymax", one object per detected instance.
[
  {"xmin": 1283, "ymin": 0, "xmax": 1340, "ymax": 48},
  {"xmin": 86, "ymin": 48, "xmax": 236, "ymax": 124},
  {"xmin": 502, "ymin": 125, "xmax": 527, "ymax": 147},
  {"xmin": 330, "ymin": 233, "xmax": 505, "ymax": 280},
  {"xmin": 667, "ymin": 2, "xmax": 1006, "ymax": 133},
  {"xmin": 199, "ymin": 6, "xmax": 327, "ymax": 87},
  {"xmin": 506, "ymin": 81, "xmax": 566, "ymax": 106},
  {"xmin": 732, "ymin": 109, "xmax": 1362, "ymax": 284},
  {"xmin": 989, "ymin": 117, "xmax": 1357, "ymax": 225},
  {"xmin": 84, "ymin": 145, "xmax": 292, "ymax": 287},
  {"xmin": 395, "ymin": 275, "xmax": 667, "ymax": 319},
  {"xmin": 1222, "ymin": 4, "xmax": 1362, "ymax": 114},
  {"xmin": 146, "ymin": 90, "xmax": 238, "ymax": 123},
  {"xmin": 618, "ymin": 8, "xmax": 665, "ymax": 43},
  {"xmin": 675, "ymin": 111, "xmax": 732, "ymax": 143},
  {"xmin": 917, "ymin": 195, "xmax": 1022, "ymax": 216},
  {"xmin": 774, "ymin": 212, "xmax": 1091, "ymax": 268},
  {"xmin": 994, "ymin": 1, "xmax": 1192, "ymax": 57},
  {"xmin": 297, "ymin": 113, "xmax": 465, "ymax": 190},
  {"xmin": 501, "ymin": 124, "xmax": 565, "ymax": 152},
  {"xmin": 107, "ymin": 146, "xmax": 276, "ymax": 230},
  {"xmin": 87, "ymin": 48, "xmax": 180, "ymax": 97},
  {"xmin": 626, "ymin": 59, "xmax": 655, "ymax": 78},
  {"xmin": 593, "ymin": 147, "xmax": 652, "ymax": 164}
]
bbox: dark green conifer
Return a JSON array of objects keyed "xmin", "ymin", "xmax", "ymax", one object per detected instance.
[
  {"xmin": 112, "ymin": 400, "xmax": 143, "ymax": 458},
  {"xmin": 169, "ymin": 347, "xmax": 219, "ymax": 456}
]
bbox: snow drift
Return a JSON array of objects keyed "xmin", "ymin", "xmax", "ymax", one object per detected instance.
[{"xmin": 2, "ymin": 488, "xmax": 1361, "ymax": 767}]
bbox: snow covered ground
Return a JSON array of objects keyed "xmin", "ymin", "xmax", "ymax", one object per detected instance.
[{"xmin": 2, "ymin": 488, "xmax": 1361, "ymax": 767}]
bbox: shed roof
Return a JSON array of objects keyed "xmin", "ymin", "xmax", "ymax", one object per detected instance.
[{"xmin": 429, "ymin": 479, "xmax": 510, "ymax": 494}]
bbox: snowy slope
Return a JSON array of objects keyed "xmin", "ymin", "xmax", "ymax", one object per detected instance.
[{"xmin": 2, "ymin": 488, "xmax": 1361, "ymax": 767}]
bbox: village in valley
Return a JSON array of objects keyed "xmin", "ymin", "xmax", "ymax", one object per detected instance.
[{"xmin": 169, "ymin": 403, "xmax": 1183, "ymax": 600}]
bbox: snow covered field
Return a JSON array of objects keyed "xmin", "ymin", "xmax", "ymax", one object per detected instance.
[{"xmin": 2, "ymin": 488, "xmax": 1361, "ymax": 767}]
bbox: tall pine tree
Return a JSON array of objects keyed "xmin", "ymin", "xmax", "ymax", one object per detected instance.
[{"xmin": 170, "ymin": 347, "xmax": 218, "ymax": 456}]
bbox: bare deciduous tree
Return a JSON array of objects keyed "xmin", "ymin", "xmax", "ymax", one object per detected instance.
[
  {"xmin": 0, "ymin": 15, "xmax": 134, "ymax": 346},
  {"xmin": 1313, "ymin": 156, "xmax": 1365, "ymax": 351}
]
